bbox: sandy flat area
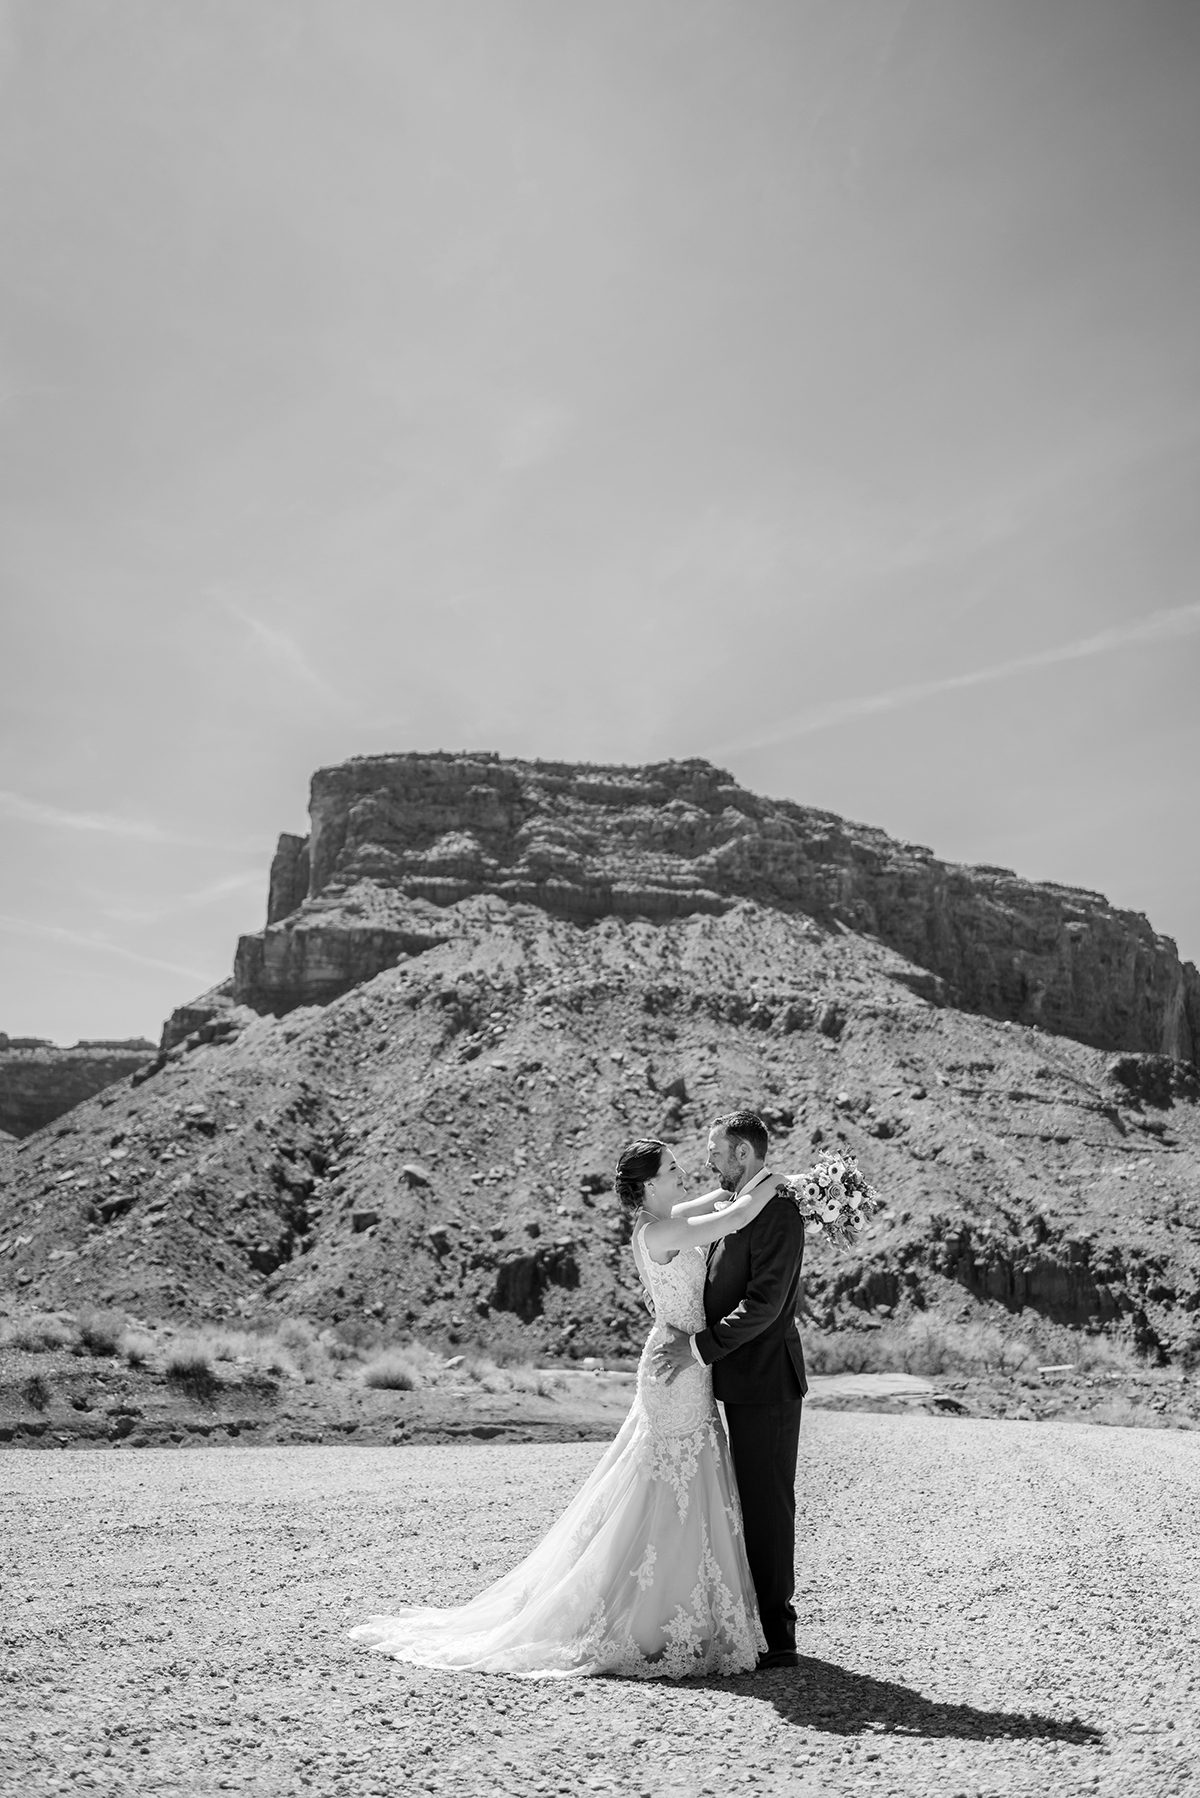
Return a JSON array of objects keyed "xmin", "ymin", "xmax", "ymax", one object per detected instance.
[{"xmin": 3, "ymin": 1412, "xmax": 1198, "ymax": 1798}]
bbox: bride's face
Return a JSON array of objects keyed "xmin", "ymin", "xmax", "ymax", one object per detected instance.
[{"xmin": 642, "ymin": 1152, "xmax": 687, "ymax": 1217}]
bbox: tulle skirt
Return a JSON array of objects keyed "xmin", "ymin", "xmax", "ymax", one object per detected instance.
[{"xmin": 350, "ymin": 1396, "xmax": 765, "ymax": 1680}]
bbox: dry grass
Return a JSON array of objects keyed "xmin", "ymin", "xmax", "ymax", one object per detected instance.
[
  {"xmin": 462, "ymin": 1355, "xmax": 564, "ymax": 1398},
  {"xmin": 271, "ymin": 1318, "xmax": 323, "ymax": 1374},
  {"xmin": 167, "ymin": 1327, "xmax": 303, "ymax": 1380},
  {"xmin": 2, "ymin": 1317, "xmax": 74, "ymax": 1353},
  {"xmin": 157, "ymin": 1322, "xmax": 336, "ymax": 1399},
  {"xmin": 119, "ymin": 1331, "xmax": 155, "ymax": 1368},
  {"xmin": 163, "ymin": 1341, "xmax": 221, "ymax": 1400},
  {"xmin": 359, "ymin": 1345, "xmax": 566, "ymax": 1397},
  {"xmin": 360, "ymin": 1344, "xmax": 443, "ymax": 1391},
  {"xmin": 76, "ymin": 1308, "xmax": 126, "ymax": 1357},
  {"xmin": 21, "ymin": 1372, "xmax": 51, "ymax": 1410},
  {"xmin": 331, "ymin": 1317, "xmax": 382, "ymax": 1354},
  {"xmin": 1087, "ymin": 1397, "xmax": 1183, "ymax": 1430},
  {"xmin": 805, "ymin": 1313, "xmax": 1149, "ymax": 1381}
]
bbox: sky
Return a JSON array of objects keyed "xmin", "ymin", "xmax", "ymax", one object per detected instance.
[{"xmin": 1, "ymin": 0, "xmax": 1198, "ymax": 1044}]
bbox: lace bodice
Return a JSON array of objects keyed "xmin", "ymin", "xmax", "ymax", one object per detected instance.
[
  {"xmin": 632, "ymin": 1228, "xmax": 708, "ymax": 1332},
  {"xmin": 631, "ymin": 1222, "xmax": 713, "ymax": 1450}
]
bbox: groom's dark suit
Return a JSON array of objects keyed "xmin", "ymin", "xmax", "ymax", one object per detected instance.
[{"xmin": 694, "ymin": 1188, "xmax": 806, "ymax": 1657}]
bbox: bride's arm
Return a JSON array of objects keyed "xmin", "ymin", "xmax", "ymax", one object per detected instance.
[
  {"xmin": 643, "ymin": 1182, "xmax": 777, "ymax": 1256},
  {"xmin": 668, "ymin": 1185, "xmax": 729, "ymax": 1218}
]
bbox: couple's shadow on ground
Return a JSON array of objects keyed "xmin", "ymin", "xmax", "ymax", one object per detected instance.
[{"xmin": 715, "ymin": 1655, "xmax": 1102, "ymax": 1745}]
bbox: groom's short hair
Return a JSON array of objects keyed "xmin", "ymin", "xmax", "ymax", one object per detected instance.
[{"xmin": 716, "ymin": 1110, "xmax": 769, "ymax": 1161}]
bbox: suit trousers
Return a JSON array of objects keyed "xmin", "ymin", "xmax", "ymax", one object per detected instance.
[{"xmin": 723, "ymin": 1398, "xmax": 803, "ymax": 1654}]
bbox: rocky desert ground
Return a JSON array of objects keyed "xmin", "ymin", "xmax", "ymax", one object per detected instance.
[{"xmin": 4, "ymin": 1414, "xmax": 1198, "ymax": 1798}]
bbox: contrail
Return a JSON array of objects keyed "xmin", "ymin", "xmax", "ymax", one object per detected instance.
[
  {"xmin": 708, "ymin": 601, "xmax": 1200, "ymax": 759},
  {"xmin": 0, "ymin": 790, "xmax": 185, "ymax": 842},
  {"xmin": 0, "ymin": 790, "xmax": 263, "ymax": 852},
  {"xmin": 221, "ymin": 596, "xmax": 346, "ymax": 708},
  {"xmin": 104, "ymin": 870, "xmax": 263, "ymax": 926},
  {"xmin": 0, "ymin": 911, "xmax": 213, "ymax": 984}
]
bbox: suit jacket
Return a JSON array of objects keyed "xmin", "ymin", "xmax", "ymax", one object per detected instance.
[{"xmin": 695, "ymin": 1190, "xmax": 807, "ymax": 1404}]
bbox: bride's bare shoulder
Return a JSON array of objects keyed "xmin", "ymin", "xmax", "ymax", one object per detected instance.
[{"xmin": 637, "ymin": 1216, "xmax": 678, "ymax": 1266}]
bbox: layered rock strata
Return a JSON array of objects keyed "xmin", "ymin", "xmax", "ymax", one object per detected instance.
[
  {"xmin": 0, "ymin": 1040, "xmax": 155, "ymax": 1139},
  {"xmin": 230, "ymin": 753, "xmax": 1198, "ymax": 1060}
]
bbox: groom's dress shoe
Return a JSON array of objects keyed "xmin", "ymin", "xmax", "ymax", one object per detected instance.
[{"xmin": 756, "ymin": 1650, "xmax": 799, "ymax": 1672}]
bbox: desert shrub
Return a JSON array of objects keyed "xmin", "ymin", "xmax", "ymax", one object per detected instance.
[
  {"xmin": 1075, "ymin": 1336, "xmax": 1142, "ymax": 1377},
  {"xmin": 192, "ymin": 1328, "xmax": 244, "ymax": 1362},
  {"xmin": 894, "ymin": 1318, "xmax": 1035, "ymax": 1378},
  {"xmin": 486, "ymin": 1340, "xmax": 546, "ymax": 1368},
  {"xmin": 169, "ymin": 1327, "xmax": 302, "ymax": 1381},
  {"xmin": 324, "ymin": 1336, "xmax": 362, "ymax": 1363},
  {"xmin": 164, "ymin": 1341, "xmax": 221, "ymax": 1400},
  {"xmin": 463, "ymin": 1355, "xmax": 517, "ymax": 1395},
  {"xmin": 3, "ymin": 1317, "xmax": 73, "ymax": 1354},
  {"xmin": 260, "ymin": 1343, "xmax": 300, "ymax": 1379},
  {"xmin": 458, "ymin": 1355, "xmax": 566, "ymax": 1397},
  {"xmin": 361, "ymin": 1351, "xmax": 423, "ymax": 1391},
  {"xmin": 332, "ymin": 1317, "xmax": 382, "ymax": 1353},
  {"xmin": 267, "ymin": 1318, "xmax": 324, "ymax": 1376},
  {"xmin": 21, "ymin": 1372, "xmax": 51, "ymax": 1410},
  {"xmin": 274, "ymin": 1318, "xmax": 317, "ymax": 1353},
  {"xmin": 506, "ymin": 1367, "xmax": 565, "ymax": 1398},
  {"xmin": 804, "ymin": 1330, "xmax": 886, "ymax": 1376},
  {"xmin": 119, "ymin": 1332, "xmax": 154, "ymax": 1368},
  {"xmin": 806, "ymin": 1313, "xmax": 1160, "ymax": 1382},
  {"xmin": 362, "ymin": 1342, "xmax": 443, "ymax": 1389},
  {"xmin": 1087, "ymin": 1397, "xmax": 1177, "ymax": 1431},
  {"xmin": 76, "ymin": 1309, "xmax": 125, "ymax": 1357}
]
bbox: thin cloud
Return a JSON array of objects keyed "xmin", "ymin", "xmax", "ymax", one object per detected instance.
[
  {"xmin": 0, "ymin": 790, "xmax": 182, "ymax": 843},
  {"xmin": 709, "ymin": 602, "xmax": 1200, "ymax": 758},
  {"xmin": 0, "ymin": 790, "xmax": 265, "ymax": 852},
  {"xmin": 222, "ymin": 596, "xmax": 346, "ymax": 708},
  {"xmin": 0, "ymin": 912, "xmax": 213, "ymax": 984},
  {"xmin": 103, "ymin": 869, "xmax": 264, "ymax": 926}
]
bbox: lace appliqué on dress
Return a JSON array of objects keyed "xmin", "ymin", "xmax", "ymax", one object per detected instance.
[{"xmin": 350, "ymin": 1219, "xmax": 765, "ymax": 1679}]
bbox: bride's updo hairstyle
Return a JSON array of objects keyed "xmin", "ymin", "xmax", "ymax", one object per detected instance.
[{"xmin": 613, "ymin": 1138, "xmax": 666, "ymax": 1210}]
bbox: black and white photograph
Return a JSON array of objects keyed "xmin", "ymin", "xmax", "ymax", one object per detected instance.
[{"xmin": 2, "ymin": 3, "xmax": 1198, "ymax": 1795}]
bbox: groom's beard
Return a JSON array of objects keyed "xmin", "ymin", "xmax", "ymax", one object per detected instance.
[{"xmin": 716, "ymin": 1172, "xmax": 738, "ymax": 1192}]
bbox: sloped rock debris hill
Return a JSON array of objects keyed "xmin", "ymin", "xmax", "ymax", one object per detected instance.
[
  {"xmin": 223, "ymin": 754, "xmax": 1198, "ymax": 1060},
  {"xmin": 1, "ymin": 751, "xmax": 1197, "ymax": 1374}
]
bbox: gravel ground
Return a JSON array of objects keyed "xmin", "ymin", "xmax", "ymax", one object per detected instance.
[{"xmin": 3, "ymin": 1413, "xmax": 1198, "ymax": 1798}]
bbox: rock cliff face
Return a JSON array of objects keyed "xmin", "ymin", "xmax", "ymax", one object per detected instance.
[
  {"xmin": 231, "ymin": 753, "xmax": 1199, "ymax": 1061},
  {"xmin": 0, "ymin": 1039, "xmax": 155, "ymax": 1139}
]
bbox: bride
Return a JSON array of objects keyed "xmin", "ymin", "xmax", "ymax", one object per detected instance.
[{"xmin": 349, "ymin": 1137, "xmax": 783, "ymax": 1679}]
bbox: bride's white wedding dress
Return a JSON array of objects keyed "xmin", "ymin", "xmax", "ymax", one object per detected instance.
[{"xmin": 350, "ymin": 1223, "xmax": 765, "ymax": 1678}]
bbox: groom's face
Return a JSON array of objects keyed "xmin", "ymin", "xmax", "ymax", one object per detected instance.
[{"xmin": 706, "ymin": 1128, "xmax": 742, "ymax": 1192}]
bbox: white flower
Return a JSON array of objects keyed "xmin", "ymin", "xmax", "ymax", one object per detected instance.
[{"xmin": 821, "ymin": 1197, "xmax": 841, "ymax": 1223}]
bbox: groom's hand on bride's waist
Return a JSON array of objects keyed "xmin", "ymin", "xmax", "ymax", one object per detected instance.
[{"xmin": 652, "ymin": 1326, "xmax": 696, "ymax": 1384}]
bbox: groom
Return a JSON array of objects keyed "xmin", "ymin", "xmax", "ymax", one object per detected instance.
[{"xmin": 654, "ymin": 1109, "xmax": 806, "ymax": 1671}]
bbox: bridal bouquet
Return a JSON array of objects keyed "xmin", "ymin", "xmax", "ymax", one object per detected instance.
[{"xmin": 775, "ymin": 1151, "xmax": 883, "ymax": 1250}]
